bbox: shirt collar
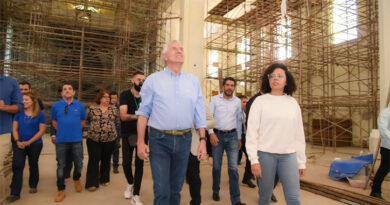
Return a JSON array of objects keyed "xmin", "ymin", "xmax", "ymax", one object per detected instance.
[
  {"xmin": 218, "ymin": 93, "xmax": 235, "ymax": 101},
  {"xmin": 60, "ymin": 98, "xmax": 75, "ymax": 105},
  {"xmin": 164, "ymin": 67, "xmax": 182, "ymax": 77}
]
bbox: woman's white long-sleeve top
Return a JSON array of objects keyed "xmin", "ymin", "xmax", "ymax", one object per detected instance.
[{"xmin": 246, "ymin": 94, "xmax": 306, "ymax": 169}]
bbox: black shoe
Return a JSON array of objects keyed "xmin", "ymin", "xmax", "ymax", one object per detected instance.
[
  {"xmin": 242, "ymin": 179, "xmax": 256, "ymax": 188},
  {"xmin": 6, "ymin": 195, "xmax": 20, "ymax": 203},
  {"xmin": 233, "ymin": 202, "xmax": 246, "ymax": 205},
  {"xmin": 212, "ymin": 192, "xmax": 220, "ymax": 201},
  {"xmin": 271, "ymin": 193, "xmax": 278, "ymax": 202},
  {"xmin": 113, "ymin": 167, "xmax": 119, "ymax": 174},
  {"xmin": 370, "ymin": 192, "xmax": 383, "ymax": 199}
]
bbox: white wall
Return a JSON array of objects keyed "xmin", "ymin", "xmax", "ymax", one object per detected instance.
[{"xmin": 379, "ymin": 0, "xmax": 390, "ymax": 109}]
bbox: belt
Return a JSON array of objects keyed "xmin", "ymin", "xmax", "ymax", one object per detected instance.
[
  {"xmin": 213, "ymin": 128, "xmax": 236, "ymax": 134},
  {"xmin": 151, "ymin": 127, "xmax": 192, "ymax": 135}
]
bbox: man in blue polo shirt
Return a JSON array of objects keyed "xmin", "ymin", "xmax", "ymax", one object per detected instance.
[
  {"xmin": 0, "ymin": 75, "xmax": 23, "ymax": 137},
  {"xmin": 0, "ymin": 74, "xmax": 23, "ymax": 201},
  {"xmin": 51, "ymin": 83, "xmax": 86, "ymax": 202}
]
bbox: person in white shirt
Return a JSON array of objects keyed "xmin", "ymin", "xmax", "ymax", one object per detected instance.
[
  {"xmin": 370, "ymin": 84, "xmax": 390, "ymax": 199},
  {"xmin": 246, "ymin": 63, "xmax": 306, "ymax": 205}
]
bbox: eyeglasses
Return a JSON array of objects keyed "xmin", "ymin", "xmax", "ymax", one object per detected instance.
[
  {"xmin": 64, "ymin": 104, "xmax": 69, "ymax": 114},
  {"xmin": 268, "ymin": 74, "xmax": 285, "ymax": 80}
]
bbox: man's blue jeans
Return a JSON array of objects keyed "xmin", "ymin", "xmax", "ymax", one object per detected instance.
[
  {"xmin": 149, "ymin": 128, "xmax": 192, "ymax": 205},
  {"xmin": 112, "ymin": 126, "xmax": 121, "ymax": 169},
  {"xmin": 212, "ymin": 132, "xmax": 241, "ymax": 204},
  {"xmin": 256, "ymin": 151, "xmax": 301, "ymax": 205},
  {"xmin": 56, "ymin": 142, "xmax": 83, "ymax": 190}
]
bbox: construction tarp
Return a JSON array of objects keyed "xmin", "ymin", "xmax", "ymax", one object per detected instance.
[{"xmin": 328, "ymin": 154, "xmax": 373, "ymax": 180}]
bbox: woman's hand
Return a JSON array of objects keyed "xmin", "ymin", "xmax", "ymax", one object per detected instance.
[
  {"xmin": 22, "ymin": 141, "xmax": 30, "ymax": 147},
  {"xmin": 16, "ymin": 141, "xmax": 25, "ymax": 149},
  {"xmin": 299, "ymin": 169, "xmax": 306, "ymax": 177},
  {"xmin": 251, "ymin": 163, "xmax": 262, "ymax": 178}
]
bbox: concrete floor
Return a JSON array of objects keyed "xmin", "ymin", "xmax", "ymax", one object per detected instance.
[{"xmin": 3, "ymin": 136, "xmax": 389, "ymax": 205}]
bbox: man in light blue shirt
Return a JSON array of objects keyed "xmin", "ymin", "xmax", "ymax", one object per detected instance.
[
  {"xmin": 136, "ymin": 40, "xmax": 207, "ymax": 205},
  {"xmin": 209, "ymin": 77, "xmax": 245, "ymax": 205},
  {"xmin": 370, "ymin": 103, "xmax": 390, "ymax": 199}
]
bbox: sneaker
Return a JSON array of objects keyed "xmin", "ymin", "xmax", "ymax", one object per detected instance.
[
  {"xmin": 87, "ymin": 186, "xmax": 97, "ymax": 192},
  {"xmin": 101, "ymin": 182, "xmax": 110, "ymax": 186},
  {"xmin": 131, "ymin": 195, "xmax": 143, "ymax": 205},
  {"xmin": 6, "ymin": 195, "xmax": 20, "ymax": 203},
  {"xmin": 124, "ymin": 184, "xmax": 133, "ymax": 199},
  {"xmin": 74, "ymin": 180, "xmax": 82, "ymax": 192},
  {"xmin": 29, "ymin": 188, "xmax": 38, "ymax": 194},
  {"xmin": 54, "ymin": 190, "xmax": 66, "ymax": 202}
]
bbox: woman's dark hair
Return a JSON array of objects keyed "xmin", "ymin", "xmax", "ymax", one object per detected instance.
[
  {"xmin": 94, "ymin": 90, "xmax": 110, "ymax": 104},
  {"xmin": 261, "ymin": 63, "xmax": 296, "ymax": 95}
]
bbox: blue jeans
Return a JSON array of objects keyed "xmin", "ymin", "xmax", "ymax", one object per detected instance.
[
  {"xmin": 256, "ymin": 151, "xmax": 300, "ymax": 205},
  {"xmin": 112, "ymin": 126, "xmax": 121, "ymax": 168},
  {"xmin": 148, "ymin": 127, "xmax": 192, "ymax": 205},
  {"xmin": 112, "ymin": 134, "xmax": 121, "ymax": 168},
  {"xmin": 56, "ymin": 142, "xmax": 83, "ymax": 190},
  {"xmin": 212, "ymin": 132, "xmax": 241, "ymax": 204}
]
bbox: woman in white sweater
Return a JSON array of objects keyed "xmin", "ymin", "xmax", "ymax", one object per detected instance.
[{"xmin": 246, "ymin": 63, "xmax": 306, "ymax": 205}]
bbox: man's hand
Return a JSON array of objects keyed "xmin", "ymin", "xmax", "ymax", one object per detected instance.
[
  {"xmin": 299, "ymin": 169, "xmax": 306, "ymax": 177},
  {"xmin": 51, "ymin": 136, "xmax": 56, "ymax": 144},
  {"xmin": 0, "ymin": 100, "xmax": 5, "ymax": 111},
  {"xmin": 238, "ymin": 139, "xmax": 242, "ymax": 150},
  {"xmin": 197, "ymin": 140, "xmax": 207, "ymax": 161},
  {"xmin": 137, "ymin": 142, "xmax": 150, "ymax": 160},
  {"xmin": 210, "ymin": 133, "xmax": 219, "ymax": 146},
  {"xmin": 251, "ymin": 163, "xmax": 262, "ymax": 178}
]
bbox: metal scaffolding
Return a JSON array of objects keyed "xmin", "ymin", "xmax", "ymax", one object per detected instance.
[
  {"xmin": 0, "ymin": 0, "xmax": 175, "ymax": 102},
  {"xmin": 205, "ymin": 0, "xmax": 379, "ymax": 151}
]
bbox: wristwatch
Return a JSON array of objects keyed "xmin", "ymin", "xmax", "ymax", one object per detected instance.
[{"xmin": 199, "ymin": 137, "xmax": 206, "ymax": 141}]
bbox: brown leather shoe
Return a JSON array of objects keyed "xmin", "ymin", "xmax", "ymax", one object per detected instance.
[
  {"xmin": 74, "ymin": 180, "xmax": 82, "ymax": 192},
  {"xmin": 54, "ymin": 190, "xmax": 65, "ymax": 202}
]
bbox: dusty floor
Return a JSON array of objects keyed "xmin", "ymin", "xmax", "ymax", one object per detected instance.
[{"xmin": 3, "ymin": 136, "xmax": 389, "ymax": 205}]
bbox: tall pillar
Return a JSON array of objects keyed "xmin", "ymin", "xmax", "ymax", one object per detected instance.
[
  {"xmin": 379, "ymin": 0, "xmax": 390, "ymax": 109},
  {"xmin": 179, "ymin": 0, "xmax": 205, "ymax": 86}
]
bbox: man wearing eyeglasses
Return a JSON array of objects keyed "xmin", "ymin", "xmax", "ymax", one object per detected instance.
[{"xmin": 51, "ymin": 83, "xmax": 86, "ymax": 202}]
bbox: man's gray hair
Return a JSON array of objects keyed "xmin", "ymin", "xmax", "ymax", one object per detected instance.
[
  {"xmin": 161, "ymin": 40, "xmax": 182, "ymax": 66},
  {"xmin": 162, "ymin": 40, "xmax": 181, "ymax": 55}
]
